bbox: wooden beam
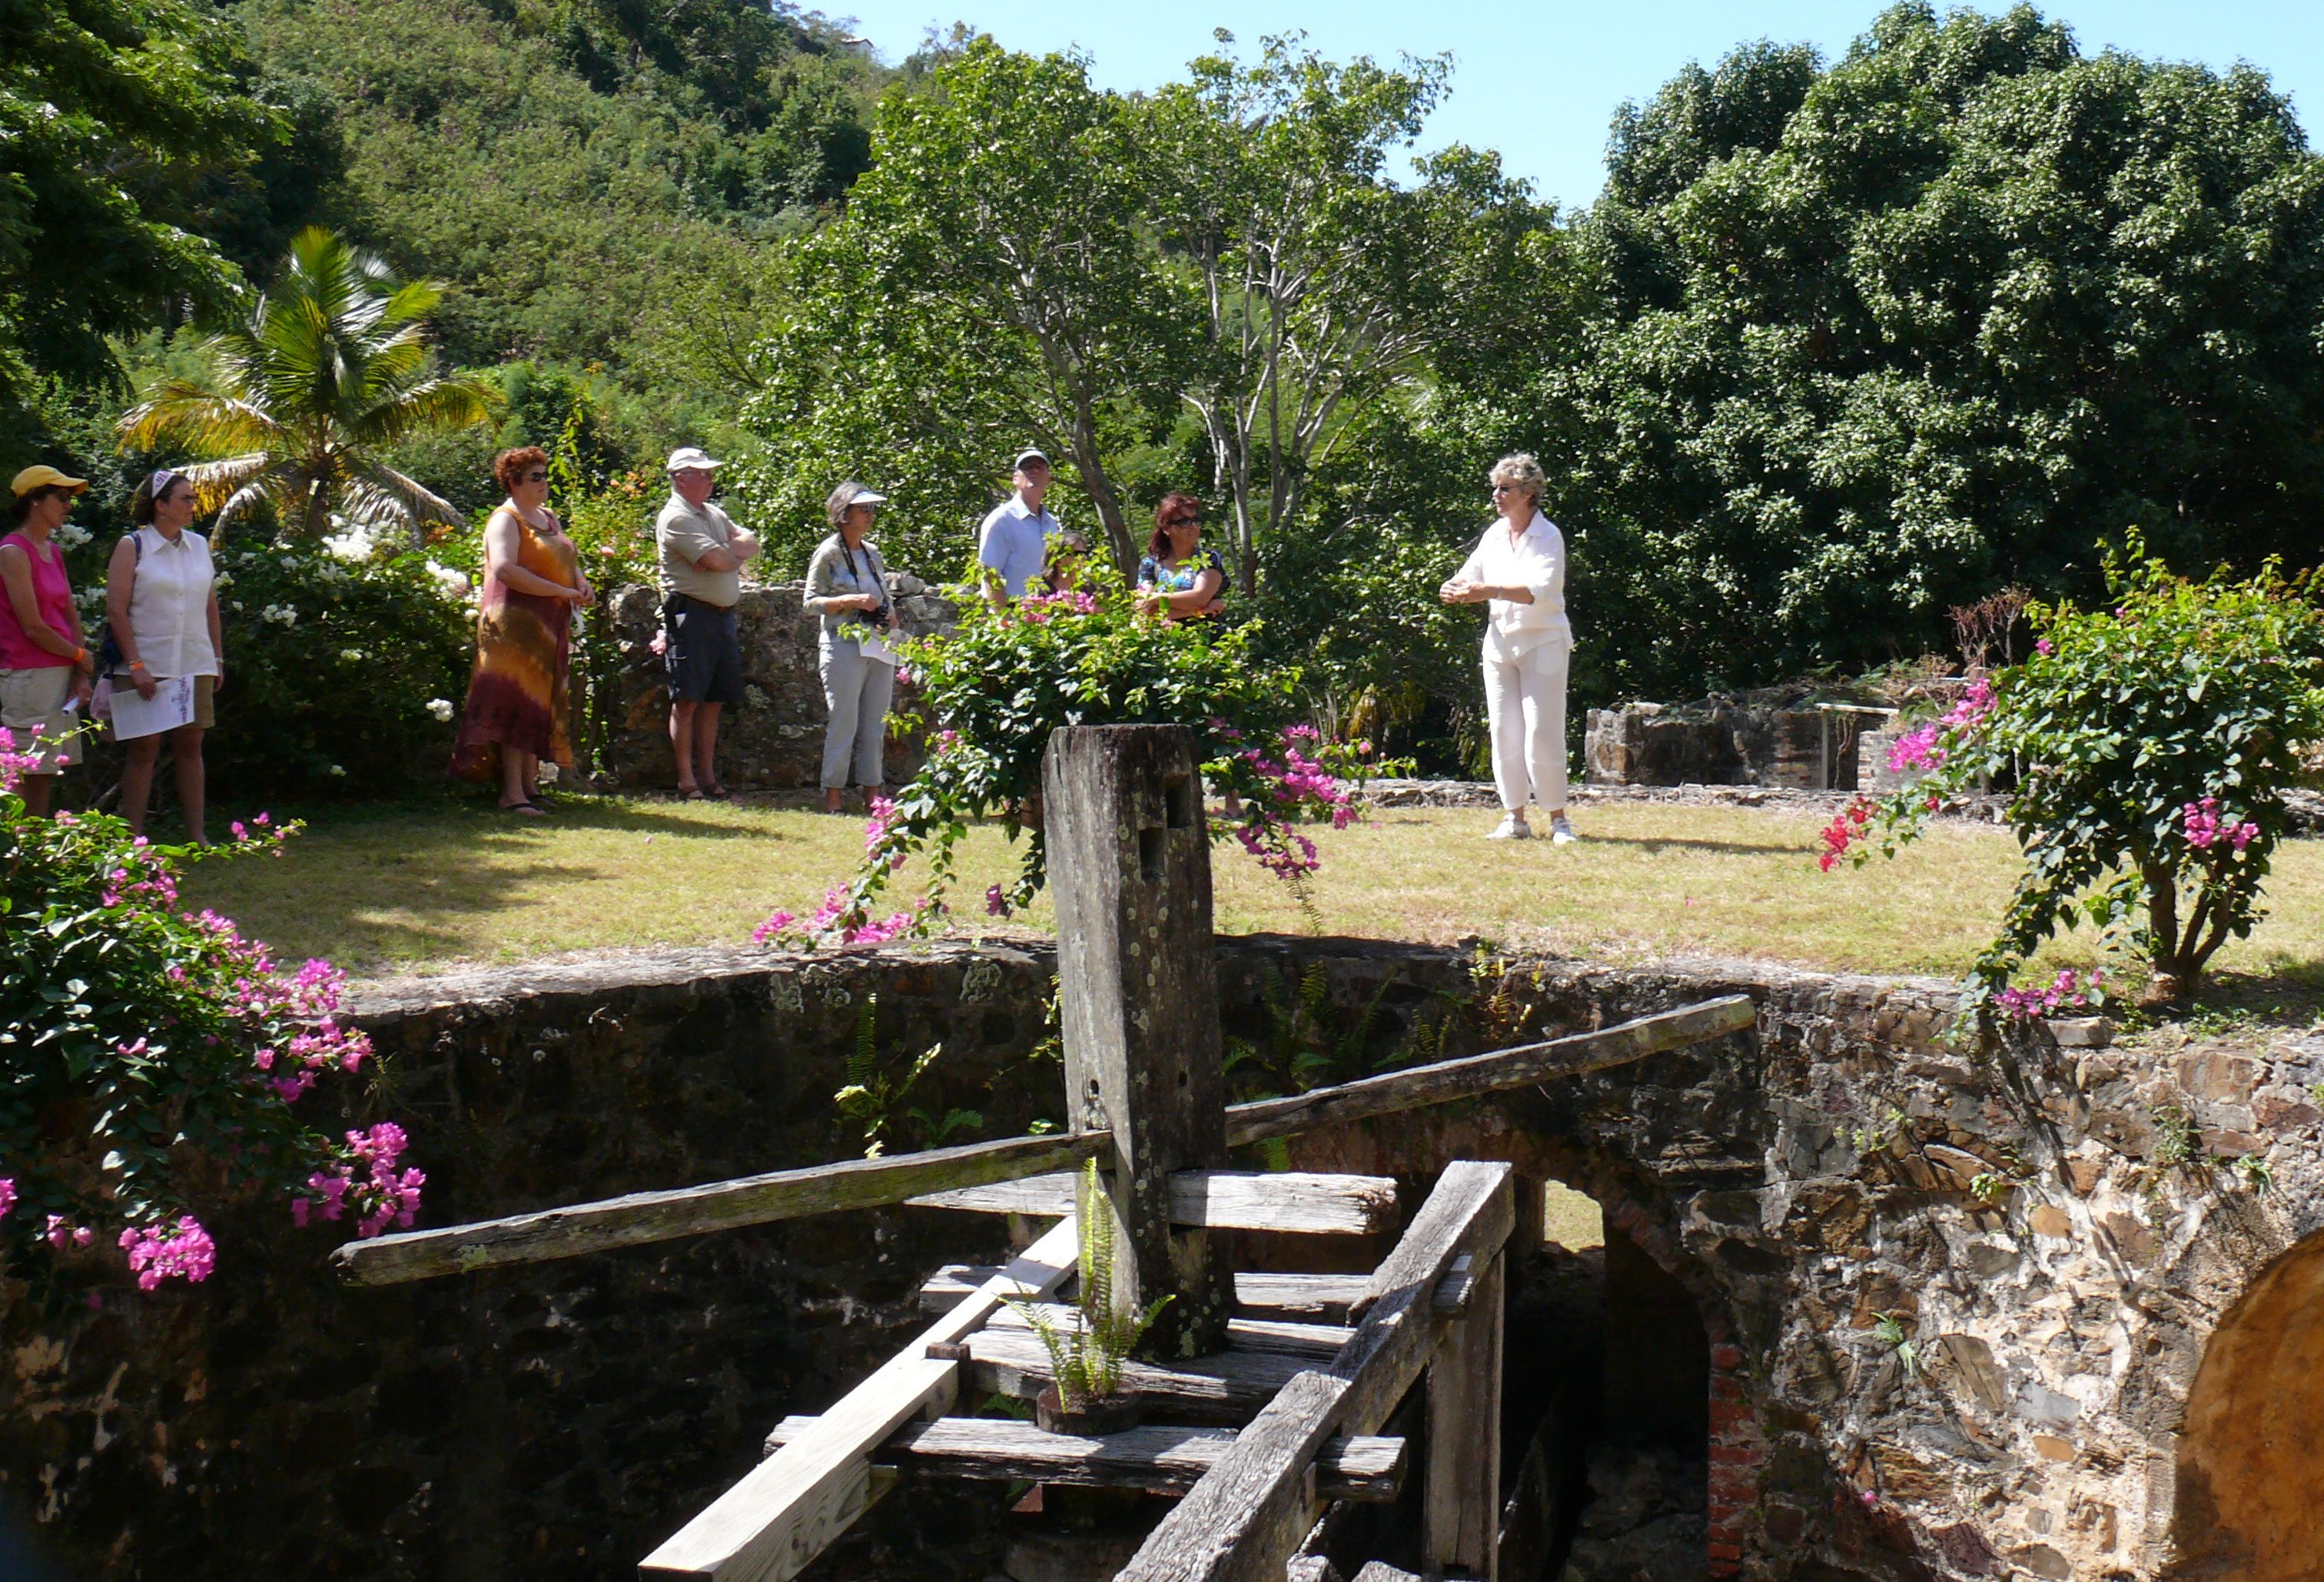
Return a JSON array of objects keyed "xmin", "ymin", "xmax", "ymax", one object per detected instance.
[
  {"xmin": 1224, "ymin": 997, "xmax": 1757, "ymax": 1148},
  {"xmin": 338, "ymin": 999, "xmax": 1743, "ymax": 1287},
  {"xmin": 758, "ymin": 1417, "xmax": 1406, "ymax": 1502},
  {"xmin": 919, "ymin": 1266, "xmax": 1473, "ymax": 1323},
  {"xmin": 336, "ymin": 1129, "xmax": 1110, "ymax": 1287},
  {"xmin": 1115, "ymin": 1161, "xmax": 1516, "ymax": 1582},
  {"xmin": 908, "ymin": 1170, "xmax": 1397, "ymax": 1235},
  {"xmin": 964, "ymin": 1325, "xmax": 1310, "ymax": 1426},
  {"xmin": 1423, "ymin": 1252, "xmax": 1505, "ymax": 1580},
  {"xmin": 639, "ymin": 1216, "xmax": 1077, "ymax": 1581},
  {"xmin": 987, "ymin": 1303, "xmax": 1353, "ymax": 1361}
]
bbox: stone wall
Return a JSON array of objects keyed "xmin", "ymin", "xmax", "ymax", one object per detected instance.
[
  {"xmin": 1584, "ymin": 700, "xmax": 1879, "ymax": 791},
  {"xmin": 586, "ymin": 578, "xmax": 958, "ymax": 791},
  {"xmin": 6, "ymin": 939, "xmax": 2321, "ymax": 1581}
]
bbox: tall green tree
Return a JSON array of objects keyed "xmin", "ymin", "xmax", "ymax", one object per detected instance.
[
  {"xmin": 1515, "ymin": 2, "xmax": 2324, "ymax": 705},
  {"xmin": 842, "ymin": 39, "xmax": 1184, "ymax": 571},
  {"xmin": 0, "ymin": 0, "xmax": 284, "ymax": 434},
  {"xmin": 1151, "ymin": 35, "xmax": 1556, "ymax": 592},
  {"xmin": 733, "ymin": 35, "xmax": 1548, "ymax": 583},
  {"xmin": 118, "ymin": 227, "xmax": 496, "ymax": 542}
]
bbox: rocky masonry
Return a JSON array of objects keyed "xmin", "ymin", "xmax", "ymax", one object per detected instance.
[
  {"xmin": 587, "ymin": 577, "xmax": 958, "ymax": 791},
  {"xmin": 4, "ymin": 937, "xmax": 2320, "ymax": 1580}
]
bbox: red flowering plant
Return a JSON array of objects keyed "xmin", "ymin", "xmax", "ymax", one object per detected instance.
[
  {"xmin": 0, "ymin": 733, "xmax": 421, "ymax": 1293},
  {"xmin": 753, "ymin": 563, "xmax": 1386, "ymax": 945},
  {"xmin": 1822, "ymin": 541, "xmax": 2324, "ymax": 1011}
]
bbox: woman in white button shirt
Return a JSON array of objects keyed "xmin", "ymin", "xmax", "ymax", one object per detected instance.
[
  {"xmin": 105, "ymin": 469, "xmax": 224, "ymax": 843},
  {"xmin": 1439, "ymin": 453, "xmax": 1575, "ymax": 843}
]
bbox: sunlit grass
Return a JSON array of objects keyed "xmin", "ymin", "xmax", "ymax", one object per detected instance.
[{"xmin": 180, "ymin": 793, "xmax": 2324, "ymax": 997}]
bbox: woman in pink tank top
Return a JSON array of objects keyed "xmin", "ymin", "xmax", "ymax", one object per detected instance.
[{"xmin": 2, "ymin": 465, "xmax": 96, "ymax": 818}]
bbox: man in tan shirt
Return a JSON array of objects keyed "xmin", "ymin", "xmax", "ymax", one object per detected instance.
[{"xmin": 655, "ymin": 447, "xmax": 760, "ymax": 798}]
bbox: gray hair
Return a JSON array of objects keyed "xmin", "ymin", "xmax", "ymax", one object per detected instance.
[
  {"xmin": 825, "ymin": 480, "xmax": 875, "ymax": 530},
  {"xmin": 1489, "ymin": 453, "xmax": 1545, "ymax": 504}
]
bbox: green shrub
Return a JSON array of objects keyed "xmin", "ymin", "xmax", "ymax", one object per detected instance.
[
  {"xmin": 61, "ymin": 532, "xmax": 473, "ymax": 799},
  {"xmin": 0, "ymin": 755, "xmax": 420, "ymax": 1291},
  {"xmin": 755, "ymin": 570, "xmax": 1386, "ymax": 944},
  {"xmin": 1826, "ymin": 542, "xmax": 2324, "ymax": 1007}
]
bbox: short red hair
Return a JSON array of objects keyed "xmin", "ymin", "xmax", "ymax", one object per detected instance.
[{"xmin": 494, "ymin": 446, "xmax": 549, "ymax": 495}]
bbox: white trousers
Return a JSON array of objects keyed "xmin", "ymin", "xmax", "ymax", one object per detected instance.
[{"xmin": 1482, "ymin": 640, "xmax": 1569, "ymax": 814}]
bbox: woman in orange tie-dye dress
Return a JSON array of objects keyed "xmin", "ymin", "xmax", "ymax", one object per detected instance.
[{"xmin": 450, "ymin": 447, "xmax": 592, "ymax": 812}]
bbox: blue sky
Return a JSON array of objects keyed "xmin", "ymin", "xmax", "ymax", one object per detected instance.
[{"xmin": 826, "ymin": 1, "xmax": 2319, "ymax": 211}]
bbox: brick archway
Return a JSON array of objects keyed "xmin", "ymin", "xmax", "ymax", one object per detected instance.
[{"xmin": 2170, "ymin": 1229, "xmax": 2324, "ymax": 1580}]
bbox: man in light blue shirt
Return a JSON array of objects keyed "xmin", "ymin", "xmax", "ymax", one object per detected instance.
[{"xmin": 976, "ymin": 448, "xmax": 1061, "ymax": 605}]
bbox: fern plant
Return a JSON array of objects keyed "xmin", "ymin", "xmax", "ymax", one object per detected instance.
[
  {"xmin": 1006, "ymin": 1159, "xmax": 1173, "ymax": 1408},
  {"xmin": 831, "ymin": 995, "xmax": 980, "ymax": 1158},
  {"xmin": 1872, "ymin": 1312, "xmax": 1922, "ymax": 1383}
]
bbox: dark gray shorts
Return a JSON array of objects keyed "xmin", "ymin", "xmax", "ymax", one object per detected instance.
[{"xmin": 663, "ymin": 595, "xmax": 745, "ymax": 705}]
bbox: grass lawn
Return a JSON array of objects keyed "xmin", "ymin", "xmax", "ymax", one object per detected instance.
[{"xmin": 177, "ymin": 792, "xmax": 2324, "ymax": 1001}]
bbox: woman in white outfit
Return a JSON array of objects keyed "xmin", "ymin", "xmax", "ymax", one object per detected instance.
[
  {"xmin": 1439, "ymin": 453, "xmax": 1575, "ymax": 843},
  {"xmin": 805, "ymin": 480, "xmax": 902, "ymax": 814},
  {"xmin": 107, "ymin": 469, "xmax": 224, "ymax": 843}
]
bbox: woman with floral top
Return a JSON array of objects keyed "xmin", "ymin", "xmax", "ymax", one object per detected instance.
[{"xmin": 1135, "ymin": 493, "xmax": 1226, "ymax": 622}]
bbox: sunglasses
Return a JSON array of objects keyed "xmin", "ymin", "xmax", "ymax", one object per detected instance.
[
  {"xmin": 1163, "ymin": 513, "xmax": 1201, "ymax": 529},
  {"xmin": 522, "ymin": 471, "xmax": 547, "ymax": 483}
]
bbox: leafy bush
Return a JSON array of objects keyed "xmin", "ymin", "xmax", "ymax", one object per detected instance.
[
  {"xmin": 754, "ymin": 573, "xmax": 1386, "ymax": 944},
  {"xmin": 47, "ymin": 509, "xmax": 470, "ymax": 802},
  {"xmin": 0, "ymin": 746, "xmax": 420, "ymax": 1289},
  {"xmin": 1499, "ymin": 6, "xmax": 2324, "ymax": 706},
  {"xmin": 196, "ymin": 539, "xmax": 473, "ymax": 794},
  {"xmin": 1824, "ymin": 545, "xmax": 2324, "ymax": 1007}
]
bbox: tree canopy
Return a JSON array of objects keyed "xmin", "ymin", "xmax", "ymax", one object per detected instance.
[
  {"xmin": 0, "ymin": 0, "xmax": 285, "ymax": 439},
  {"xmin": 119, "ymin": 227, "xmax": 495, "ymax": 540},
  {"xmin": 731, "ymin": 32, "xmax": 1555, "ymax": 582},
  {"xmin": 1521, "ymin": 2, "xmax": 2324, "ymax": 705}
]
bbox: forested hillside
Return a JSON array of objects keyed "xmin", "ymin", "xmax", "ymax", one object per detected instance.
[
  {"xmin": 234, "ymin": 0, "xmax": 877, "ymax": 375},
  {"xmin": 5, "ymin": 0, "xmax": 886, "ymax": 511}
]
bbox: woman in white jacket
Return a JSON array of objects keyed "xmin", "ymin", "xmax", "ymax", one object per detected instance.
[{"xmin": 1439, "ymin": 453, "xmax": 1575, "ymax": 843}]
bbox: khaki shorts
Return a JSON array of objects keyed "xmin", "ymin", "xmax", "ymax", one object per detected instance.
[{"xmin": 0, "ymin": 666, "xmax": 85, "ymax": 771}]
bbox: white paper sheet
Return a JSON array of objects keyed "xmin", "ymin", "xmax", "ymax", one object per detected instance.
[
  {"xmin": 855, "ymin": 629, "xmax": 899, "ymax": 667},
  {"xmin": 108, "ymin": 674, "xmax": 194, "ymax": 741}
]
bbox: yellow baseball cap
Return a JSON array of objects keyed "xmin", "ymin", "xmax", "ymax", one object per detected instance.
[{"xmin": 10, "ymin": 465, "xmax": 88, "ymax": 497}]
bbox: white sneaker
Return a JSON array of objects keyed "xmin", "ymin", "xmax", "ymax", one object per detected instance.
[
  {"xmin": 1487, "ymin": 814, "xmax": 1532, "ymax": 841},
  {"xmin": 1549, "ymin": 815, "xmax": 1578, "ymax": 845}
]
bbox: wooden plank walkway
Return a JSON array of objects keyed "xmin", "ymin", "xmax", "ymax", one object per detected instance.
[{"xmin": 639, "ymin": 1218, "xmax": 1078, "ymax": 1581}]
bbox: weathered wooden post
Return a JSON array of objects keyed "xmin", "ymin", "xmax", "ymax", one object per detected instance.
[
  {"xmin": 1423, "ymin": 1248, "xmax": 1506, "ymax": 1579},
  {"xmin": 1043, "ymin": 724, "xmax": 1231, "ymax": 1358}
]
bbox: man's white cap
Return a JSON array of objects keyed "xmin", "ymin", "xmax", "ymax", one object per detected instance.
[
  {"xmin": 1013, "ymin": 447, "xmax": 1050, "ymax": 470},
  {"xmin": 667, "ymin": 446, "xmax": 723, "ymax": 473},
  {"xmin": 839, "ymin": 484, "xmax": 888, "ymax": 508}
]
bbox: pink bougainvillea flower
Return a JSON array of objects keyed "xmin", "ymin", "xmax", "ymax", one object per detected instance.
[{"xmin": 120, "ymin": 1217, "xmax": 217, "ymax": 1288}]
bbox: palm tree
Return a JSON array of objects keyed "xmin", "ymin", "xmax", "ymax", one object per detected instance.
[{"xmin": 118, "ymin": 227, "xmax": 495, "ymax": 543}]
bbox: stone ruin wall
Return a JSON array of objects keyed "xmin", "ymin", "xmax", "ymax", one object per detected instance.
[
  {"xmin": 582, "ymin": 579, "xmax": 958, "ymax": 792},
  {"xmin": 4, "ymin": 937, "xmax": 2319, "ymax": 1580},
  {"xmin": 1583, "ymin": 701, "xmax": 1874, "ymax": 792}
]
